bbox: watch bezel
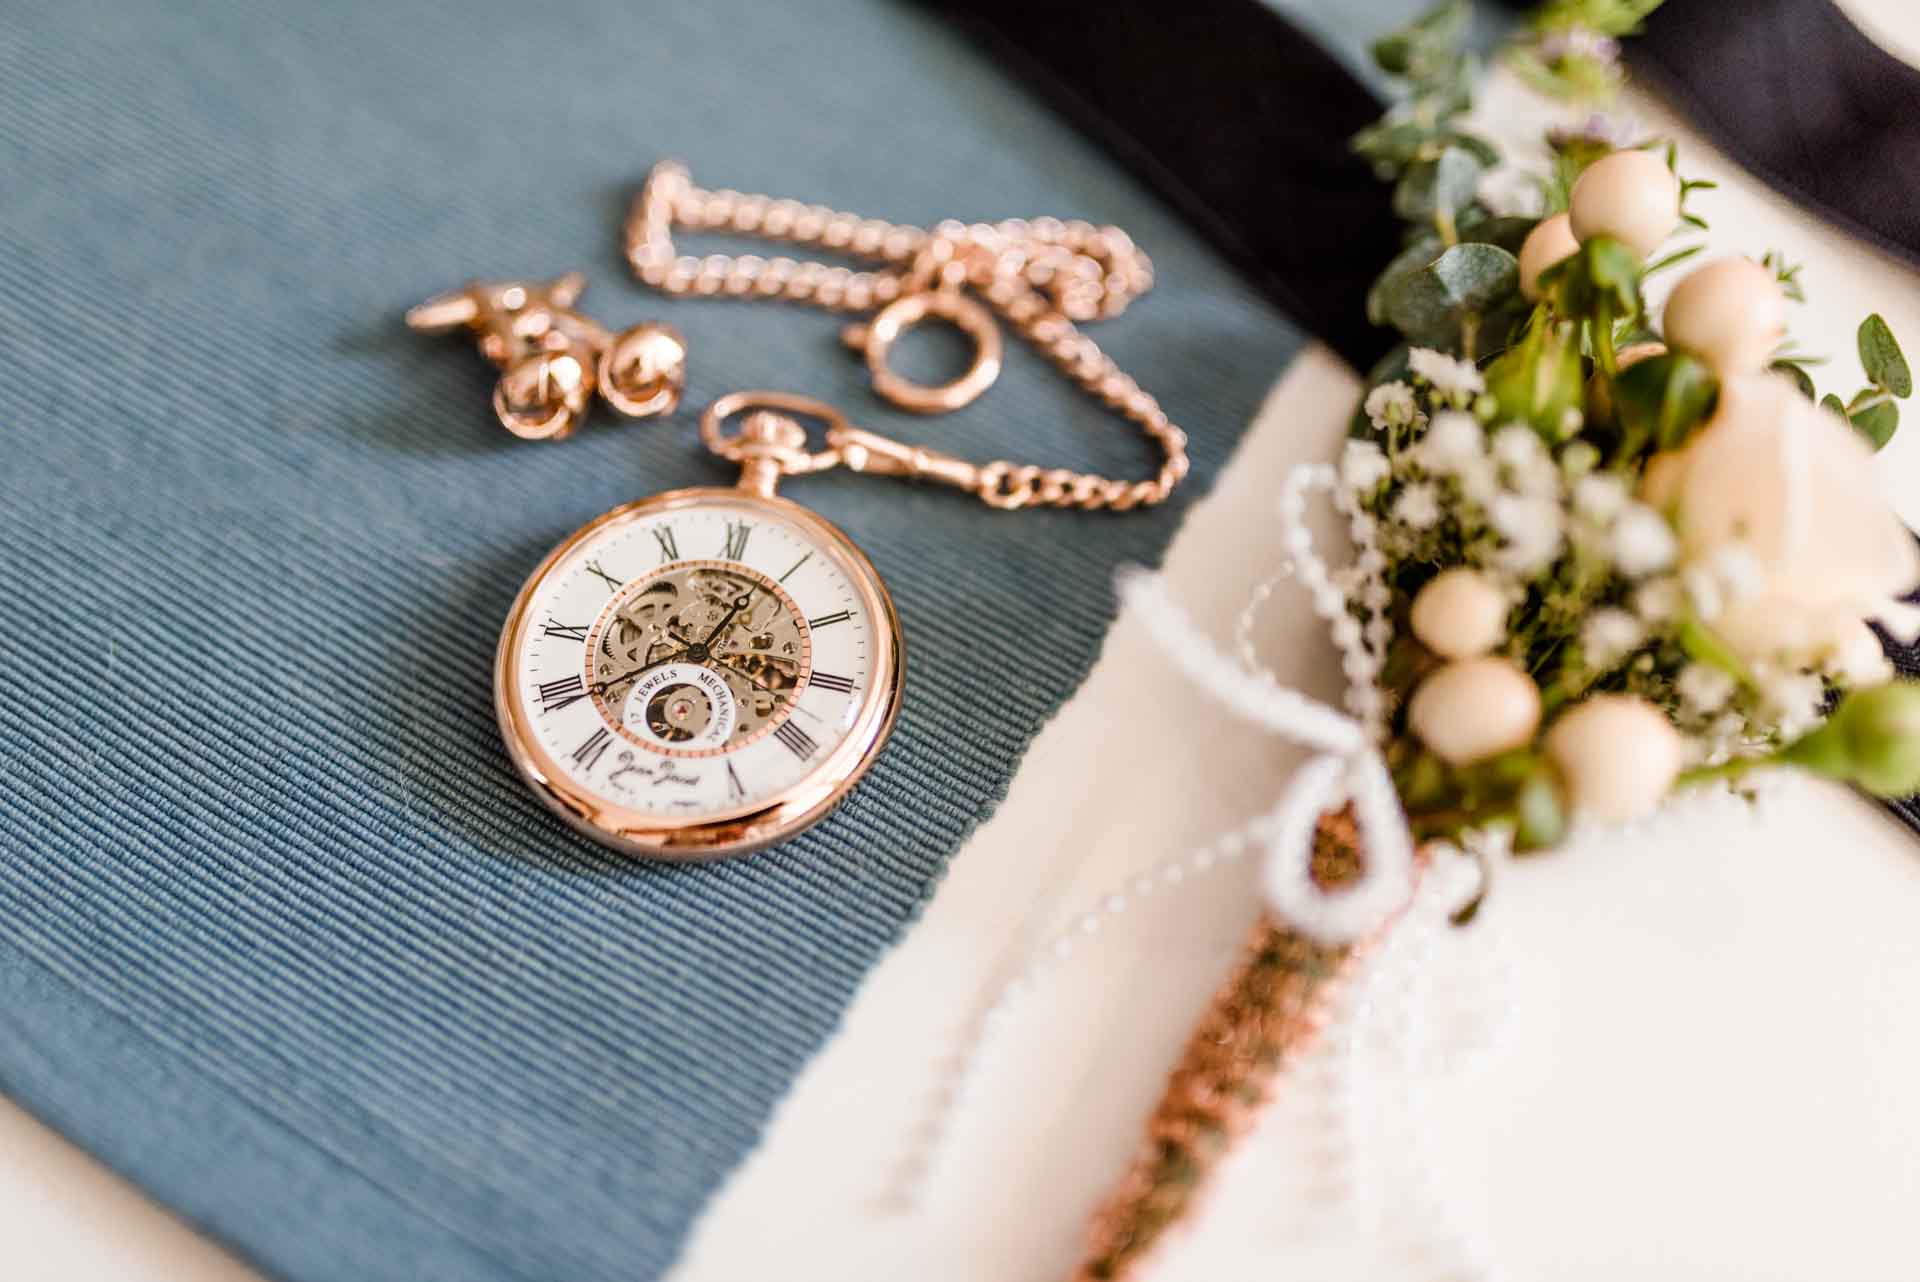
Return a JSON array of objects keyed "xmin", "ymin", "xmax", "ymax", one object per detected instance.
[{"xmin": 494, "ymin": 487, "xmax": 903, "ymax": 861}]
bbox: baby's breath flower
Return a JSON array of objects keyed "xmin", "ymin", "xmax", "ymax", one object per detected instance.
[
  {"xmin": 1581, "ymin": 608, "xmax": 1645, "ymax": 668},
  {"xmin": 1419, "ymin": 411, "xmax": 1485, "ymax": 473},
  {"xmin": 1491, "ymin": 423, "xmax": 1545, "ymax": 470},
  {"xmin": 1676, "ymin": 662, "xmax": 1736, "ymax": 715},
  {"xmin": 1364, "ymin": 380, "xmax": 1420, "ymax": 431},
  {"xmin": 1489, "ymin": 493, "xmax": 1565, "ymax": 576},
  {"xmin": 1391, "ymin": 481, "xmax": 1441, "ymax": 531},
  {"xmin": 1490, "ymin": 424, "xmax": 1559, "ymax": 497},
  {"xmin": 1340, "ymin": 439, "xmax": 1391, "ymax": 493},
  {"xmin": 1408, "ymin": 348, "xmax": 1485, "ymax": 405},
  {"xmin": 1759, "ymin": 669, "xmax": 1826, "ymax": 739},
  {"xmin": 1572, "ymin": 473, "xmax": 1628, "ymax": 523},
  {"xmin": 1707, "ymin": 544, "xmax": 1764, "ymax": 600},
  {"xmin": 1609, "ymin": 502, "xmax": 1679, "ymax": 577},
  {"xmin": 1631, "ymin": 576, "xmax": 1683, "ymax": 623},
  {"xmin": 1683, "ymin": 563, "xmax": 1724, "ymax": 620},
  {"xmin": 1457, "ymin": 457, "xmax": 1501, "ymax": 508}
]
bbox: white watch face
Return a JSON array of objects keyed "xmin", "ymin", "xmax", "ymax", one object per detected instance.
[{"xmin": 497, "ymin": 491, "xmax": 897, "ymax": 849}]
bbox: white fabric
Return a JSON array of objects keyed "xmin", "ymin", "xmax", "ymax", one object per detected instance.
[{"xmin": 12, "ymin": 14, "xmax": 1920, "ymax": 1279}]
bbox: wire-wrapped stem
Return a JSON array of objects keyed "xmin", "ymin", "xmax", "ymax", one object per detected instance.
[{"xmin": 1071, "ymin": 808, "xmax": 1386, "ymax": 1280}]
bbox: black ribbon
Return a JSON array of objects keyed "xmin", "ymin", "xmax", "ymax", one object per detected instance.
[
  {"xmin": 1631, "ymin": 0, "xmax": 1920, "ymax": 272},
  {"xmin": 928, "ymin": 0, "xmax": 1402, "ymax": 372}
]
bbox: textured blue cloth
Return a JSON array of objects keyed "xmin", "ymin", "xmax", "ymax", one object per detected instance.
[{"xmin": 0, "ymin": 1, "xmax": 1301, "ymax": 1278}]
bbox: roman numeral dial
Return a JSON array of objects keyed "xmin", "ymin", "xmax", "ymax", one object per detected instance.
[
  {"xmin": 537, "ymin": 675, "xmax": 587, "ymax": 713},
  {"xmin": 507, "ymin": 494, "xmax": 895, "ymax": 840}
]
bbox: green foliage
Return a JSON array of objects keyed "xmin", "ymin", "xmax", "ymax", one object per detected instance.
[
  {"xmin": 1506, "ymin": 0, "xmax": 1666, "ymax": 101},
  {"xmin": 1804, "ymin": 315, "xmax": 1910, "ymax": 450},
  {"xmin": 1371, "ymin": 0, "xmax": 1471, "ymax": 79},
  {"xmin": 1783, "ymin": 683, "xmax": 1920, "ymax": 796},
  {"xmin": 1859, "ymin": 313, "xmax": 1911, "ymax": 398},
  {"xmin": 1377, "ymin": 242, "xmax": 1520, "ymax": 349},
  {"xmin": 1760, "ymin": 249, "xmax": 1806, "ymax": 303},
  {"xmin": 1532, "ymin": 0, "xmax": 1663, "ymax": 35},
  {"xmin": 1770, "ymin": 359, "xmax": 1816, "ymax": 399},
  {"xmin": 1539, "ymin": 235, "xmax": 1639, "ymax": 321},
  {"xmin": 1850, "ymin": 398, "xmax": 1899, "ymax": 450},
  {"xmin": 1608, "ymin": 349, "xmax": 1717, "ymax": 456},
  {"xmin": 1353, "ymin": 0, "xmax": 1493, "ymax": 183},
  {"xmin": 1393, "ymin": 146, "xmax": 1486, "ymax": 222},
  {"xmin": 1401, "ymin": 747, "xmax": 1568, "ymax": 849},
  {"xmin": 1484, "ymin": 315, "xmax": 1585, "ymax": 438}
]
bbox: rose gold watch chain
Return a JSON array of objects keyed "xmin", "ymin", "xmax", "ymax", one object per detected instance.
[{"xmin": 624, "ymin": 161, "xmax": 1190, "ymax": 512}]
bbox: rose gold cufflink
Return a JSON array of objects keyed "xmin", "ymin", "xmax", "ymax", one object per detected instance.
[{"xmin": 406, "ymin": 272, "xmax": 687, "ymax": 440}]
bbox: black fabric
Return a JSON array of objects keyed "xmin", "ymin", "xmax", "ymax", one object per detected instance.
[
  {"xmin": 927, "ymin": 0, "xmax": 1401, "ymax": 371},
  {"xmin": 1631, "ymin": 0, "xmax": 1920, "ymax": 273}
]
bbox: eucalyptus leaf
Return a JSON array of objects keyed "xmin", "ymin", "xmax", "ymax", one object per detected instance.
[
  {"xmin": 1393, "ymin": 146, "xmax": 1486, "ymax": 222},
  {"xmin": 1456, "ymin": 213, "xmax": 1538, "ymax": 254},
  {"xmin": 1445, "ymin": 131, "xmax": 1502, "ymax": 168},
  {"xmin": 1379, "ymin": 242, "xmax": 1520, "ymax": 346},
  {"xmin": 1371, "ymin": 0, "xmax": 1469, "ymax": 77},
  {"xmin": 1367, "ymin": 234, "xmax": 1444, "ymax": 327},
  {"xmin": 1351, "ymin": 118, "xmax": 1431, "ymax": 173},
  {"xmin": 1821, "ymin": 391, "xmax": 1849, "ymax": 422},
  {"xmin": 1858, "ymin": 313, "xmax": 1912, "ymax": 398},
  {"xmin": 1770, "ymin": 359, "xmax": 1816, "ymax": 399},
  {"xmin": 1852, "ymin": 399, "xmax": 1899, "ymax": 450}
]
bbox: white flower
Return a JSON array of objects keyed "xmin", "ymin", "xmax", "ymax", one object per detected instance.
[
  {"xmin": 1490, "ymin": 424, "xmax": 1559, "ymax": 497},
  {"xmin": 1489, "ymin": 493, "xmax": 1565, "ymax": 575},
  {"xmin": 1340, "ymin": 439, "xmax": 1390, "ymax": 493},
  {"xmin": 1676, "ymin": 662, "xmax": 1736, "ymax": 714},
  {"xmin": 1758, "ymin": 669, "xmax": 1826, "ymax": 740},
  {"xmin": 1669, "ymin": 374, "xmax": 1920, "ymax": 666},
  {"xmin": 1873, "ymin": 599, "xmax": 1920, "ymax": 646},
  {"xmin": 1821, "ymin": 620, "xmax": 1893, "ymax": 687},
  {"xmin": 1609, "ymin": 502, "xmax": 1679, "ymax": 577},
  {"xmin": 1364, "ymin": 380, "xmax": 1420, "ymax": 430},
  {"xmin": 1572, "ymin": 473, "xmax": 1629, "ymax": 523},
  {"xmin": 1418, "ymin": 411, "xmax": 1485, "ymax": 473},
  {"xmin": 1631, "ymin": 576, "xmax": 1683, "ymax": 623},
  {"xmin": 1491, "ymin": 423, "xmax": 1545, "ymax": 470},
  {"xmin": 1408, "ymin": 348, "xmax": 1485, "ymax": 403},
  {"xmin": 1581, "ymin": 607, "xmax": 1645, "ymax": 668},
  {"xmin": 1391, "ymin": 481, "xmax": 1442, "ymax": 530},
  {"xmin": 1709, "ymin": 543, "xmax": 1764, "ymax": 598},
  {"xmin": 1683, "ymin": 563, "xmax": 1724, "ymax": 620},
  {"xmin": 1458, "ymin": 457, "xmax": 1501, "ymax": 507}
]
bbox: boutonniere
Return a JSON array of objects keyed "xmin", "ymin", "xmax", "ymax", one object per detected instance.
[{"xmin": 1074, "ymin": 1, "xmax": 1920, "ymax": 1274}]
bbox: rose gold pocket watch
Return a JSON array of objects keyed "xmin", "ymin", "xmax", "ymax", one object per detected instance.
[{"xmin": 496, "ymin": 394, "xmax": 908, "ymax": 860}]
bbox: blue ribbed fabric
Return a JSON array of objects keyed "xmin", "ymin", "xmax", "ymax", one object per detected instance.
[{"xmin": 0, "ymin": 1, "xmax": 1301, "ymax": 1278}]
